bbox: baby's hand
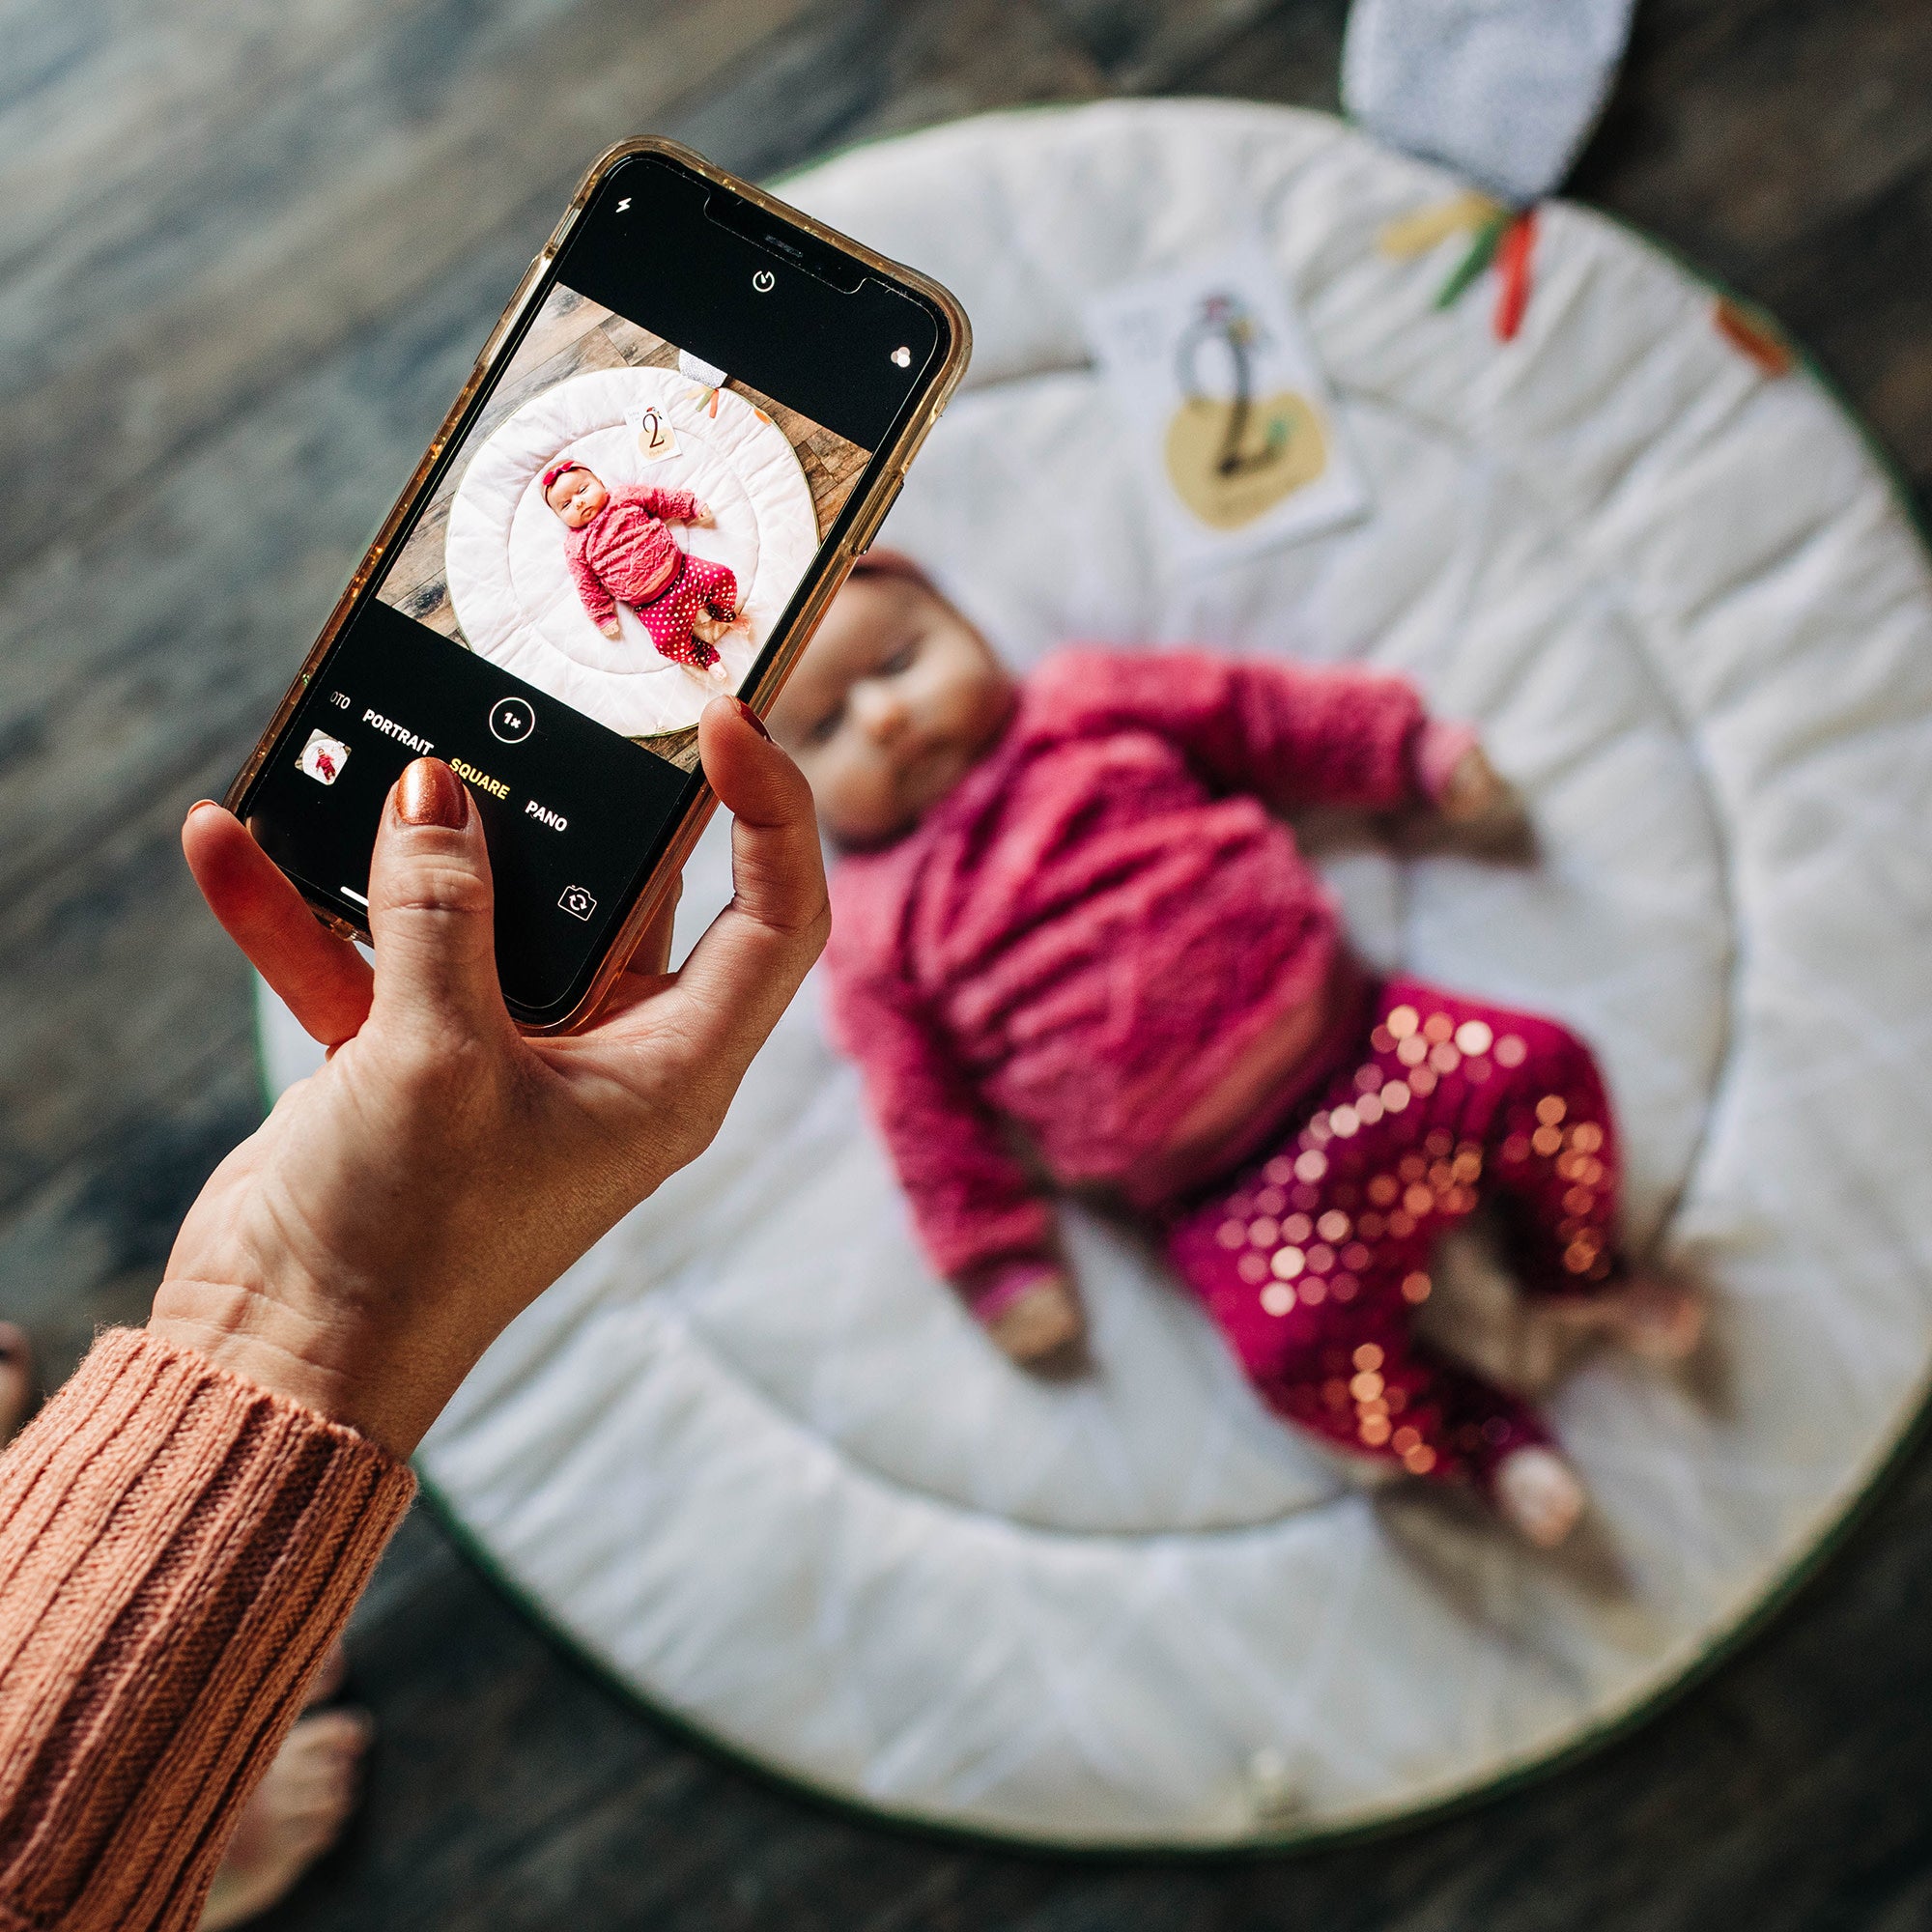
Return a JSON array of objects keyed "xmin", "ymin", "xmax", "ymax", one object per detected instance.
[
  {"xmin": 1436, "ymin": 744, "xmax": 1508, "ymax": 822},
  {"xmin": 986, "ymin": 1273, "xmax": 1087, "ymax": 1376},
  {"xmin": 600, "ymin": 618, "xmax": 622, "ymax": 639},
  {"xmin": 691, "ymin": 501, "xmax": 714, "ymax": 526},
  {"xmin": 1435, "ymin": 744, "xmax": 1532, "ymax": 852}
]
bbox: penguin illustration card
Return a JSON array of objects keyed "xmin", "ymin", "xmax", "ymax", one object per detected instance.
[
  {"xmin": 625, "ymin": 402, "xmax": 680, "ymax": 462},
  {"xmin": 1083, "ymin": 244, "xmax": 1370, "ymax": 570}
]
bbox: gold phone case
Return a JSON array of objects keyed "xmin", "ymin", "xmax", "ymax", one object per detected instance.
[{"xmin": 227, "ymin": 135, "xmax": 971, "ymax": 1035}]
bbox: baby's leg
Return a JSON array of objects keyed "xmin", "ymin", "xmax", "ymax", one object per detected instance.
[
  {"xmin": 1168, "ymin": 1163, "xmax": 1551, "ymax": 1492},
  {"xmin": 685, "ymin": 555, "xmax": 740, "ymax": 620},
  {"xmin": 1372, "ymin": 980, "xmax": 1620, "ymax": 1296},
  {"xmin": 1371, "ymin": 979, "xmax": 1700, "ymax": 1357},
  {"xmin": 636, "ymin": 572, "xmax": 722, "ymax": 671}
]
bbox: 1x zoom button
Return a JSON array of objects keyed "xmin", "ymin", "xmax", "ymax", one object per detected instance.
[{"xmin": 489, "ymin": 696, "xmax": 535, "ymax": 743}]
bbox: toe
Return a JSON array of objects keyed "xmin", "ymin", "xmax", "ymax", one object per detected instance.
[
  {"xmin": 1624, "ymin": 1277, "xmax": 1706, "ymax": 1361},
  {"xmin": 1495, "ymin": 1447, "xmax": 1586, "ymax": 1548}
]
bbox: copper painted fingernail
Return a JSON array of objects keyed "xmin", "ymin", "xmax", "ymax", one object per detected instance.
[
  {"xmin": 396, "ymin": 757, "xmax": 469, "ymax": 829},
  {"xmin": 733, "ymin": 697, "xmax": 771, "ymax": 740}
]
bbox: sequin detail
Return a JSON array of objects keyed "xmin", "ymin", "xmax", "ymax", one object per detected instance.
[{"xmin": 1166, "ymin": 976, "xmax": 1623, "ymax": 1488}]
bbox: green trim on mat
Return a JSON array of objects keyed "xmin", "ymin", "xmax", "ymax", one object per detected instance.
[{"xmin": 242, "ymin": 100, "xmax": 1932, "ymax": 1857}]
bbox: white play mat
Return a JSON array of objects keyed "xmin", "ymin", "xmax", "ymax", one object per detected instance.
[
  {"xmin": 444, "ymin": 365, "xmax": 817, "ymax": 738},
  {"xmin": 263, "ymin": 102, "xmax": 1932, "ymax": 1845}
]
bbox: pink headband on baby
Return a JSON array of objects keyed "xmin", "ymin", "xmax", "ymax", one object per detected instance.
[{"xmin": 540, "ymin": 460, "xmax": 582, "ymax": 493}]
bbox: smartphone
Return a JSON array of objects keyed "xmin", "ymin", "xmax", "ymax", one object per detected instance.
[{"xmin": 227, "ymin": 138, "xmax": 969, "ymax": 1032}]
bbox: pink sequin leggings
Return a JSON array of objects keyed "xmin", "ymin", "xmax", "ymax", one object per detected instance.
[
  {"xmin": 634, "ymin": 554, "xmax": 739, "ymax": 668},
  {"xmin": 1165, "ymin": 977, "xmax": 1622, "ymax": 1490}
]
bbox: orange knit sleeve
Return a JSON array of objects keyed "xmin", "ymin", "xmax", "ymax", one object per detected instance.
[{"xmin": 0, "ymin": 1328, "xmax": 415, "ymax": 1932}]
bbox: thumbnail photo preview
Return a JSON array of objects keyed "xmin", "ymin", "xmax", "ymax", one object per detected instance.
[{"xmin": 378, "ymin": 283, "xmax": 871, "ymax": 770}]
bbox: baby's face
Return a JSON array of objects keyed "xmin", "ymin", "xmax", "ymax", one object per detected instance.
[
  {"xmin": 771, "ymin": 572, "xmax": 1015, "ymax": 845},
  {"xmin": 546, "ymin": 465, "xmax": 609, "ymax": 528}
]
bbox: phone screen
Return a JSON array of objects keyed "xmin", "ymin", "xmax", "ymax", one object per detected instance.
[{"xmin": 236, "ymin": 153, "xmax": 949, "ymax": 1025}]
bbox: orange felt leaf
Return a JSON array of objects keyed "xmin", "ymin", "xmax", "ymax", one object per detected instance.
[{"xmin": 1714, "ymin": 298, "xmax": 1795, "ymax": 377}]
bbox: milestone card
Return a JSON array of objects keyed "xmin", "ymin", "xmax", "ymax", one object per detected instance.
[
  {"xmin": 625, "ymin": 402, "xmax": 679, "ymax": 462},
  {"xmin": 1083, "ymin": 242, "xmax": 1370, "ymax": 571}
]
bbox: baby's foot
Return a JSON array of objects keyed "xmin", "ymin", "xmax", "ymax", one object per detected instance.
[
  {"xmin": 1493, "ymin": 1446, "xmax": 1586, "ymax": 1548},
  {"xmin": 1548, "ymin": 1273, "xmax": 1705, "ymax": 1363},
  {"xmin": 198, "ymin": 1645, "xmax": 369, "ymax": 1931},
  {"xmin": 0, "ymin": 1323, "xmax": 35, "ymax": 1447}
]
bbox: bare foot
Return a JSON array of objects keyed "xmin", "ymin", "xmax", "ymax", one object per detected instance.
[
  {"xmin": 1549, "ymin": 1273, "xmax": 1705, "ymax": 1363},
  {"xmin": 986, "ymin": 1277, "xmax": 1086, "ymax": 1376},
  {"xmin": 692, "ymin": 611, "xmax": 743, "ymax": 649},
  {"xmin": 0, "ymin": 1323, "xmax": 35, "ymax": 1447},
  {"xmin": 198, "ymin": 1646, "xmax": 369, "ymax": 1930},
  {"xmin": 1493, "ymin": 1446, "xmax": 1586, "ymax": 1548}
]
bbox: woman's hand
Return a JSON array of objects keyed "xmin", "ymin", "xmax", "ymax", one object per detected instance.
[{"xmin": 152, "ymin": 697, "xmax": 828, "ymax": 1457}]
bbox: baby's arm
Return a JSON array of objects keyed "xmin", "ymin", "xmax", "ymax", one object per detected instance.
[
  {"xmin": 566, "ymin": 543, "xmax": 620, "ymax": 636},
  {"xmin": 829, "ymin": 967, "xmax": 1080, "ymax": 1369},
  {"xmin": 635, "ymin": 485, "xmax": 710, "ymax": 526},
  {"xmin": 1035, "ymin": 649, "xmax": 1501, "ymax": 817}
]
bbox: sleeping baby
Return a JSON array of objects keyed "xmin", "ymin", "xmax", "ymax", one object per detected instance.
[
  {"xmin": 769, "ymin": 552, "xmax": 1704, "ymax": 1548},
  {"xmin": 544, "ymin": 460, "xmax": 741, "ymax": 681}
]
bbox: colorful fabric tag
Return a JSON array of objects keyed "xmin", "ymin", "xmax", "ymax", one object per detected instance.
[{"xmin": 1083, "ymin": 242, "xmax": 1371, "ymax": 571}]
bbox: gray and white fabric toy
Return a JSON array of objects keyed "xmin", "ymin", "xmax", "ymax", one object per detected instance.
[{"xmin": 1343, "ymin": 0, "xmax": 1639, "ymax": 202}]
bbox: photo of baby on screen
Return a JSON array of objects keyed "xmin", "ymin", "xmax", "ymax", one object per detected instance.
[
  {"xmin": 543, "ymin": 462, "xmax": 741, "ymax": 678},
  {"xmin": 375, "ymin": 284, "xmax": 870, "ymax": 770}
]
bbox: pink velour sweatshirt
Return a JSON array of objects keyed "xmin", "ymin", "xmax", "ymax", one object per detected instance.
[
  {"xmin": 825, "ymin": 648, "xmax": 1472, "ymax": 1316},
  {"xmin": 565, "ymin": 483, "xmax": 701, "ymax": 629}
]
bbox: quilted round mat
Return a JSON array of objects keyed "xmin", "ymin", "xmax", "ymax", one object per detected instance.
[
  {"xmin": 262, "ymin": 100, "xmax": 1932, "ymax": 1846},
  {"xmin": 444, "ymin": 365, "xmax": 816, "ymax": 738}
]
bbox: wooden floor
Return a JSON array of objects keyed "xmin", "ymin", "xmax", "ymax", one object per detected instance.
[{"xmin": 3, "ymin": 1, "xmax": 1930, "ymax": 1925}]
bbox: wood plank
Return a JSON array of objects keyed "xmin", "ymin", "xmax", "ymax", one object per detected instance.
[{"xmin": 0, "ymin": 0, "xmax": 822, "ymax": 581}]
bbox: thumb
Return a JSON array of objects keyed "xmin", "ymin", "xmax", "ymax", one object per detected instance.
[{"xmin": 365, "ymin": 758, "xmax": 508, "ymax": 1042}]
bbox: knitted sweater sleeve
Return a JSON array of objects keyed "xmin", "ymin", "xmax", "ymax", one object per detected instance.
[
  {"xmin": 565, "ymin": 530, "xmax": 617, "ymax": 628},
  {"xmin": 0, "ymin": 1328, "xmax": 415, "ymax": 1932},
  {"xmin": 827, "ymin": 965, "xmax": 1057, "ymax": 1317},
  {"xmin": 1037, "ymin": 649, "xmax": 1439, "ymax": 810},
  {"xmin": 634, "ymin": 485, "xmax": 701, "ymax": 524}
]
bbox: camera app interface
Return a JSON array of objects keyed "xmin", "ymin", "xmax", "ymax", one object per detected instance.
[
  {"xmin": 377, "ymin": 282, "xmax": 871, "ymax": 771},
  {"xmin": 242, "ymin": 239, "xmax": 892, "ymax": 1021}
]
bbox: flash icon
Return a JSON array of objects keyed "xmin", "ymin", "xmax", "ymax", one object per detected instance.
[{"xmin": 615, "ymin": 197, "xmax": 631, "ymax": 213}]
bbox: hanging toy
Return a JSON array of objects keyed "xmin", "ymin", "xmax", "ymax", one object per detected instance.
[
  {"xmin": 1381, "ymin": 193, "xmax": 1539, "ymax": 343},
  {"xmin": 1490, "ymin": 209, "xmax": 1538, "ymax": 341}
]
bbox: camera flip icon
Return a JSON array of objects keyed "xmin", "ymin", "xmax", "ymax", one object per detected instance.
[{"xmin": 557, "ymin": 885, "xmax": 598, "ymax": 922}]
